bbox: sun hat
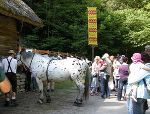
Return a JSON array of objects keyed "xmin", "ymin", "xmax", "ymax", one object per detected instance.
[
  {"xmin": 131, "ymin": 53, "xmax": 143, "ymax": 63},
  {"xmin": 8, "ymin": 50, "xmax": 15, "ymax": 54}
]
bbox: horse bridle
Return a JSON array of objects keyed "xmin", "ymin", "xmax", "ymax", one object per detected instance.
[
  {"xmin": 18, "ymin": 53, "xmax": 56, "ymax": 83},
  {"xmin": 28, "ymin": 53, "xmax": 35, "ymax": 69},
  {"xmin": 18, "ymin": 53, "xmax": 35, "ymax": 70}
]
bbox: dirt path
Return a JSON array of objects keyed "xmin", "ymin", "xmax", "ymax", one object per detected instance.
[{"xmin": 0, "ymin": 87, "xmax": 150, "ymax": 114}]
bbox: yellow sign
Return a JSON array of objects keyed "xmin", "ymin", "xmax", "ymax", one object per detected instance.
[{"xmin": 88, "ymin": 7, "xmax": 97, "ymax": 45}]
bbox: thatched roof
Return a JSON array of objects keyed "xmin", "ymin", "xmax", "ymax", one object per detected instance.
[{"xmin": 0, "ymin": 0, "xmax": 43, "ymax": 27}]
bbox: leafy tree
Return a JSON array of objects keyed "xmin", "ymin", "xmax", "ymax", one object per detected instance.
[
  {"xmin": 115, "ymin": 8, "xmax": 150, "ymax": 48},
  {"xmin": 21, "ymin": 0, "xmax": 150, "ymax": 59}
]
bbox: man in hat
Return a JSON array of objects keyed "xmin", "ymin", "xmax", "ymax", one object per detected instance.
[{"xmin": 2, "ymin": 50, "xmax": 18, "ymax": 106}]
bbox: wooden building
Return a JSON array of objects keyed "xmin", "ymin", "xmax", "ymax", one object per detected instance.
[{"xmin": 0, "ymin": 0, "xmax": 43, "ymax": 56}]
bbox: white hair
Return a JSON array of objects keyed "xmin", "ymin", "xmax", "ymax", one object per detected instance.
[{"xmin": 102, "ymin": 53, "xmax": 109, "ymax": 59}]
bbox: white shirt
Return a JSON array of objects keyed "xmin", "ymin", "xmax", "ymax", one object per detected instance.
[
  {"xmin": 92, "ymin": 62, "xmax": 100, "ymax": 75},
  {"xmin": 128, "ymin": 62, "xmax": 145, "ymax": 81},
  {"xmin": 2, "ymin": 56, "xmax": 17, "ymax": 73},
  {"xmin": 113, "ymin": 60, "xmax": 121, "ymax": 77}
]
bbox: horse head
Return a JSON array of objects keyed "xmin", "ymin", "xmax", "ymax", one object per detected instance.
[{"xmin": 17, "ymin": 51, "xmax": 34, "ymax": 68}]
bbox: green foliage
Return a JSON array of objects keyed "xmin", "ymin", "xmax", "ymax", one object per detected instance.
[
  {"xmin": 21, "ymin": 0, "xmax": 150, "ymax": 59},
  {"xmin": 116, "ymin": 9, "xmax": 150, "ymax": 47},
  {"xmin": 55, "ymin": 80, "xmax": 74, "ymax": 90},
  {"xmin": 144, "ymin": 3, "xmax": 150, "ymax": 11},
  {"xmin": 96, "ymin": 10, "xmax": 128, "ymax": 55},
  {"xmin": 102, "ymin": 0, "xmax": 150, "ymax": 10},
  {"xmin": 115, "ymin": 0, "xmax": 149, "ymax": 8},
  {"xmin": 22, "ymin": 35, "xmax": 39, "ymax": 48},
  {"xmin": 22, "ymin": 0, "xmax": 91, "ymax": 56}
]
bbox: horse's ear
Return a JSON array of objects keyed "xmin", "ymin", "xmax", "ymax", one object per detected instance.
[{"xmin": 20, "ymin": 48, "xmax": 26, "ymax": 54}]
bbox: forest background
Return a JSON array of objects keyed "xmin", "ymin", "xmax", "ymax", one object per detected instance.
[{"xmin": 20, "ymin": 0, "xmax": 150, "ymax": 60}]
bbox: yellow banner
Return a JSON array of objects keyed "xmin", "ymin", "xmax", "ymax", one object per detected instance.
[{"xmin": 88, "ymin": 7, "xmax": 97, "ymax": 45}]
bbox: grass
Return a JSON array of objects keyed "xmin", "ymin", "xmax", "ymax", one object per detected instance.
[
  {"xmin": 54, "ymin": 80, "xmax": 75, "ymax": 90},
  {"xmin": 51, "ymin": 80, "xmax": 76, "ymax": 95}
]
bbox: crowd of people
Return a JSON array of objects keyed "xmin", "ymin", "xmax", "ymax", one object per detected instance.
[
  {"xmin": 90, "ymin": 45, "xmax": 150, "ymax": 114},
  {"xmin": 1, "ymin": 45, "xmax": 150, "ymax": 114}
]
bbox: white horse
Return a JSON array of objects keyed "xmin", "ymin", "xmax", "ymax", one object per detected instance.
[{"xmin": 17, "ymin": 51, "xmax": 90, "ymax": 106}]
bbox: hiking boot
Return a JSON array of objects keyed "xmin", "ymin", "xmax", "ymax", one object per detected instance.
[
  {"xmin": 4, "ymin": 100, "xmax": 10, "ymax": 107},
  {"xmin": 101, "ymin": 95, "xmax": 105, "ymax": 99},
  {"xmin": 11, "ymin": 99, "xmax": 18, "ymax": 107},
  {"xmin": 144, "ymin": 101, "xmax": 149, "ymax": 110},
  {"xmin": 95, "ymin": 92, "xmax": 99, "ymax": 96},
  {"xmin": 90, "ymin": 93, "xmax": 94, "ymax": 96}
]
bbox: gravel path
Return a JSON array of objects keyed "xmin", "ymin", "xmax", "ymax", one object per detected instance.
[{"xmin": 0, "ymin": 87, "xmax": 150, "ymax": 114}]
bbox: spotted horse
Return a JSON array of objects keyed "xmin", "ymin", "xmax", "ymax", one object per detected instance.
[{"xmin": 17, "ymin": 51, "xmax": 90, "ymax": 106}]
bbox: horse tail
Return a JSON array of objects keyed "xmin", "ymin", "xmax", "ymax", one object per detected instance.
[{"xmin": 84, "ymin": 65, "xmax": 90, "ymax": 100}]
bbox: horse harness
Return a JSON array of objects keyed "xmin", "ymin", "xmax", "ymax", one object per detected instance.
[
  {"xmin": 29, "ymin": 53, "xmax": 35, "ymax": 69},
  {"xmin": 46, "ymin": 58, "xmax": 55, "ymax": 82},
  {"xmin": 19, "ymin": 53, "xmax": 35, "ymax": 70},
  {"xmin": 19, "ymin": 53, "xmax": 54, "ymax": 82}
]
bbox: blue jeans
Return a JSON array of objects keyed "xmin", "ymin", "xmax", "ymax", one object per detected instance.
[
  {"xmin": 100, "ymin": 74, "xmax": 110, "ymax": 98},
  {"xmin": 128, "ymin": 98, "xmax": 146, "ymax": 114},
  {"xmin": 117, "ymin": 78, "xmax": 127, "ymax": 100},
  {"xmin": 90, "ymin": 77, "xmax": 98, "ymax": 93},
  {"xmin": 100, "ymin": 75, "xmax": 107, "ymax": 97},
  {"xmin": 115, "ymin": 78, "xmax": 119, "ymax": 91},
  {"xmin": 127, "ymin": 98, "xmax": 133, "ymax": 114},
  {"xmin": 106, "ymin": 75, "xmax": 110, "ymax": 97}
]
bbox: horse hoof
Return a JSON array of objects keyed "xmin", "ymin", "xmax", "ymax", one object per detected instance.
[
  {"xmin": 46, "ymin": 99, "xmax": 51, "ymax": 103},
  {"xmin": 73, "ymin": 102, "xmax": 82, "ymax": 107},
  {"xmin": 37, "ymin": 99, "xmax": 43, "ymax": 104},
  {"xmin": 51, "ymin": 89, "xmax": 54, "ymax": 92},
  {"xmin": 74, "ymin": 100, "xmax": 82, "ymax": 107}
]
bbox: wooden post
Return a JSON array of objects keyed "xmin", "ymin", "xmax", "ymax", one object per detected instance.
[{"xmin": 92, "ymin": 45, "xmax": 95, "ymax": 62}]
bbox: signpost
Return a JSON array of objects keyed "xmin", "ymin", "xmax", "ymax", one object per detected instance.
[{"xmin": 87, "ymin": 7, "xmax": 97, "ymax": 61}]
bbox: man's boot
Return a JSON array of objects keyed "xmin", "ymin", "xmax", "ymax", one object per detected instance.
[
  {"xmin": 11, "ymin": 99, "xmax": 18, "ymax": 107},
  {"xmin": 4, "ymin": 100, "xmax": 10, "ymax": 107}
]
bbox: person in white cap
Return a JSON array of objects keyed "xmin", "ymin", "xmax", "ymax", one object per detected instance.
[{"xmin": 2, "ymin": 50, "xmax": 18, "ymax": 106}]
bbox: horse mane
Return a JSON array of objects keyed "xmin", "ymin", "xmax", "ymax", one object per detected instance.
[{"xmin": 21, "ymin": 51, "xmax": 61, "ymax": 62}]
